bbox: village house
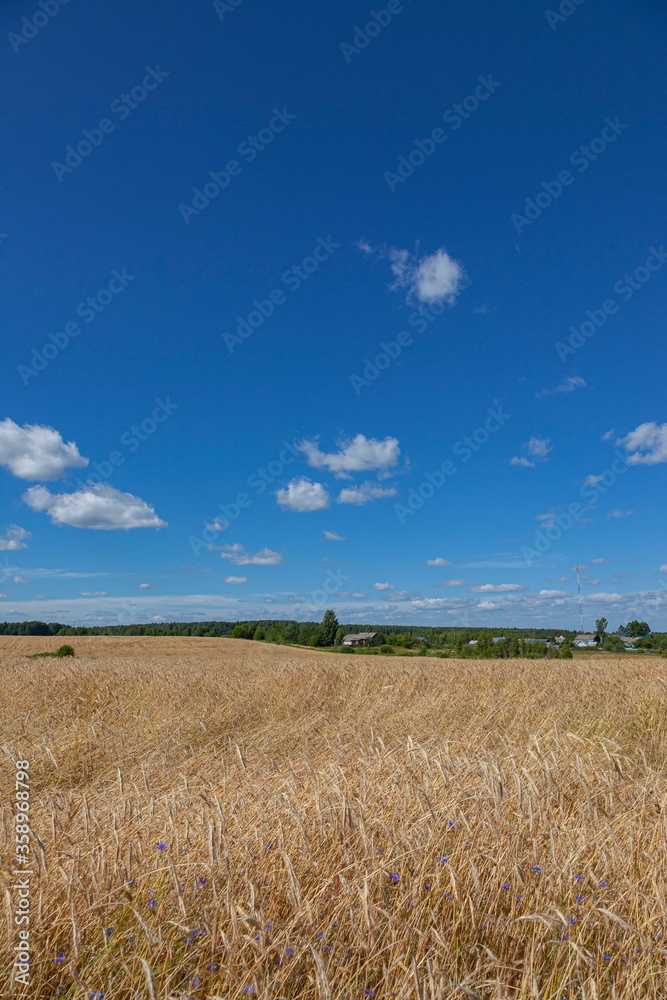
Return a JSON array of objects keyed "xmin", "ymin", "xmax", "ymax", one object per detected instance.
[
  {"xmin": 573, "ymin": 633, "xmax": 600, "ymax": 648},
  {"xmin": 342, "ymin": 632, "xmax": 377, "ymax": 648}
]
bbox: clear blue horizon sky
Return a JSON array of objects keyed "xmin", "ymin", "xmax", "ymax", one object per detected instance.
[{"xmin": 1, "ymin": 0, "xmax": 666, "ymax": 630}]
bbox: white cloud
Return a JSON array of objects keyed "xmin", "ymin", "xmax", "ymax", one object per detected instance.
[
  {"xmin": 339, "ymin": 592, "xmax": 367, "ymax": 599},
  {"xmin": 0, "ymin": 525, "xmax": 31, "ymax": 551},
  {"xmin": 80, "ymin": 591, "xmax": 107, "ymax": 596},
  {"xmin": 538, "ymin": 589, "xmax": 571, "ymax": 598},
  {"xmin": 511, "ymin": 437, "xmax": 552, "ymax": 468},
  {"xmin": 323, "ymin": 530, "xmax": 346, "ymax": 541},
  {"xmin": 373, "ymin": 582, "xmax": 396, "ymax": 591},
  {"xmin": 0, "ymin": 418, "xmax": 88, "ymax": 481},
  {"xmin": 138, "ymin": 583, "xmax": 152, "ymax": 589},
  {"xmin": 587, "ymin": 592, "xmax": 624, "ymax": 602},
  {"xmin": 299, "ymin": 434, "xmax": 400, "ymax": 478},
  {"xmin": 537, "ymin": 376, "xmax": 586, "ymax": 398},
  {"xmin": 548, "ymin": 577, "xmax": 569, "ymax": 584},
  {"xmin": 337, "ymin": 481, "xmax": 397, "ymax": 505},
  {"xmin": 435, "ymin": 579, "xmax": 466, "ymax": 587},
  {"xmin": 22, "ymin": 483, "xmax": 167, "ymax": 530},
  {"xmin": 426, "ymin": 558, "xmax": 450, "ymax": 566},
  {"xmin": 608, "ymin": 509, "xmax": 634, "ymax": 518},
  {"xmin": 470, "ymin": 583, "xmax": 525, "ymax": 593},
  {"xmin": 476, "ymin": 601, "xmax": 500, "ymax": 611},
  {"xmin": 660, "ymin": 564, "xmax": 667, "ymax": 573},
  {"xmin": 224, "ymin": 576, "xmax": 249, "ymax": 584},
  {"xmin": 276, "ymin": 477, "xmax": 330, "ymax": 512},
  {"xmin": 13, "ymin": 576, "xmax": 30, "ymax": 585},
  {"xmin": 387, "ymin": 246, "xmax": 467, "ymax": 305},
  {"xmin": 205, "ymin": 518, "xmax": 228, "ymax": 532},
  {"xmin": 617, "ymin": 422, "xmax": 667, "ymax": 465},
  {"xmin": 590, "ymin": 558, "xmax": 608, "ymax": 565},
  {"xmin": 219, "ymin": 544, "xmax": 283, "ymax": 566},
  {"xmin": 602, "ymin": 429, "xmax": 615, "ymax": 442},
  {"xmin": 584, "ymin": 474, "xmax": 603, "ymax": 486}
]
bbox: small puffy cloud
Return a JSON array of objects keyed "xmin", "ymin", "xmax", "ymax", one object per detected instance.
[
  {"xmin": 80, "ymin": 591, "xmax": 107, "ymax": 596},
  {"xmin": 511, "ymin": 437, "xmax": 552, "ymax": 468},
  {"xmin": 13, "ymin": 576, "xmax": 30, "ymax": 585},
  {"xmin": 138, "ymin": 583, "xmax": 152, "ymax": 589},
  {"xmin": 205, "ymin": 518, "xmax": 228, "ymax": 532},
  {"xmin": 476, "ymin": 601, "xmax": 500, "ymax": 610},
  {"xmin": 426, "ymin": 557, "xmax": 450, "ymax": 566},
  {"xmin": 337, "ymin": 481, "xmax": 397, "ymax": 505},
  {"xmin": 435, "ymin": 579, "xmax": 466, "ymax": 587},
  {"xmin": 660, "ymin": 564, "xmax": 667, "ymax": 573},
  {"xmin": 339, "ymin": 592, "xmax": 367, "ymax": 599},
  {"xmin": 470, "ymin": 583, "xmax": 525, "ymax": 593},
  {"xmin": 608, "ymin": 509, "xmax": 634, "ymax": 518},
  {"xmin": 224, "ymin": 576, "xmax": 249, "ymax": 584},
  {"xmin": 22, "ymin": 483, "xmax": 167, "ymax": 530},
  {"xmin": 587, "ymin": 592, "xmax": 623, "ymax": 602},
  {"xmin": 323, "ymin": 530, "xmax": 346, "ymax": 541},
  {"xmin": 276, "ymin": 477, "xmax": 330, "ymax": 512},
  {"xmin": 590, "ymin": 558, "xmax": 608, "ymax": 565},
  {"xmin": 584, "ymin": 474, "xmax": 603, "ymax": 486},
  {"xmin": 373, "ymin": 582, "xmax": 396, "ymax": 591},
  {"xmin": 617, "ymin": 422, "xmax": 667, "ymax": 465},
  {"xmin": 538, "ymin": 589, "xmax": 571, "ymax": 598},
  {"xmin": 0, "ymin": 525, "xmax": 30, "ymax": 551},
  {"xmin": 0, "ymin": 418, "xmax": 89, "ymax": 480},
  {"xmin": 299, "ymin": 434, "xmax": 400, "ymax": 478},
  {"xmin": 219, "ymin": 544, "xmax": 283, "ymax": 566},
  {"xmin": 386, "ymin": 246, "xmax": 467, "ymax": 305},
  {"xmin": 536, "ymin": 376, "xmax": 586, "ymax": 398},
  {"xmin": 602, "ymin": 429, "xmax": 615, "ymax": 442}
]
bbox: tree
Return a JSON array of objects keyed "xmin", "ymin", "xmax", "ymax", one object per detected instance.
[
  {"xmin": 595, "ymin": 617, "xmax": 609, "ymax": 636},
  {"xmin": 618, "ymin": 620, "xmax": 650, "ymax": 637},
  {"xmin": 253, "ymin": 627, "xmax": 265, "ymax": 641},
  {"xmin": 320, "ymin": 610, "xmax": 339, "ymax": 646},
  {"xmin": 370, "ymin": 632, "xmax": 386, "ymax": 646},
  {"xmin": 334, "ymin": 626, "xmax": 345, "ymax": 646}
]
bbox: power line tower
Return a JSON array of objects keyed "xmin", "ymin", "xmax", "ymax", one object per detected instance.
[{"xmin": 575, "ymin": 563, "xmax": 584, "ymax": 632}]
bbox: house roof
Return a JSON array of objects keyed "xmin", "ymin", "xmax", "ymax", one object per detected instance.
[
  {"xmin": 343, "ymin": 632, "xmax": 376, "ymax": 641},
  {"xmin": 574, "ymin": 633, "xmax": 599, "ymax": 642}
]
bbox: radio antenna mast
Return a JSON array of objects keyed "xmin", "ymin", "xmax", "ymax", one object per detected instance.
[{"xmin": 575, "ymin": 563, "xmax": 584, "ymax": 632}]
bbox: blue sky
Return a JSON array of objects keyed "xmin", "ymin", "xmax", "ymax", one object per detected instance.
[{"xmin": 2, "ymin": 0, "xmax": 666, "ymax": 630}]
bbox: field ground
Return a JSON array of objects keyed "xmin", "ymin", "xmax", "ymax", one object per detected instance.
[{"xmin": 1, "ymin": 637, "xmax": 666, "ymax": 999}]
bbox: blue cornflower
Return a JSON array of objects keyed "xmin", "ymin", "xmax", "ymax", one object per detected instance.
[
  {"xmin": 242, "ymin": 988, "xmax": 255, "ymax": 995},
  {"xmin": 192, "ymin": 976, "xmax": 200, "ymax": 988},
  {"xmin": 424, "ymin": 884, "xmax": 431, "ymax": 890},
  {"xmin": 603, "ymin": 954, "xmax": 611, "ymax": 961},
  {"xmin": 316, "ymin": 931, "xmax": 324, "ymax": 939},
  {"xmin": 285, "ymin": 948, "xmax": 294, "ymax": 957},
  {"xmin": 127, "ymin": 880, "xmax": 136, "ymax": 887},
  {"xmin": 574, "ymin": 874, "xmax": 583, "ymax": 882},
  {"xmin": 208, "ymin": 964, "xmax": 219, "ymax": 972},
  {"xmin": 104, "ymin": 928, "xmax": 113, "ymax": 938},
  {"xmin": 568, "ymin": 916, "xmax": 576, "ymax": 925},
  {"xmin": 91, "ymin": 993, "xmax": 104, "ymax": 1000},
  {"xmin": 448, "ymin": 821, "xmax": 455, "ymax": 828},
  {"xmin": 55, "ymin": 953, "xmax": 66, "ymax": 964},
  {"xmin": 266, "ymin": 843, "xmax": 273, "ymax": 850},
  {"xmin": 516, "ymin": 894, "xmax": 523, "ymax": 899},
  {"xmin": 600, "ymin": 880, "xmax": 609, "ymax": 887},
  {"xmin": 363, "ymin": 991, "xmax": 375, "ymax": 997},
  {"xmin": 156, "ymin": 842, "xmax": 168, "ymax": 850},
  {"xmin": 575, "ymin": 894, "xmax": 583, "ymax": 902},
  {"xmin": 502, "ymin": 883, "xmax": 509, "ymax": 889},
  {"xmin": 531, "ymin": 866, "xmax": 542, "ymax": 872},
  {"xmin": 197, "ymin": 876, "xmax": 207, "ymax": 887},
  {"xmin": 147, "ymin": 900, "xmax": 157, "ymax": 908},
  {"xmin": 376, "ymin": 847, "xmax": 384, "ymax": 854},
  {"xmin": 440, "ymin": 856, "xmax": 449, "ymax": 864},
  {"xmin": 323, "ymin": 944, "xmax": 331, "ymax": 950},
  {"xmin": 390, "ymin": 873, "xmax": 400, "ymax": 882}
]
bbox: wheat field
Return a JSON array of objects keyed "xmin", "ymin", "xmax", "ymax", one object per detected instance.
[{"xmin": 1, "ymin": 637, "xmax": 666, "ymax": 1000}]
